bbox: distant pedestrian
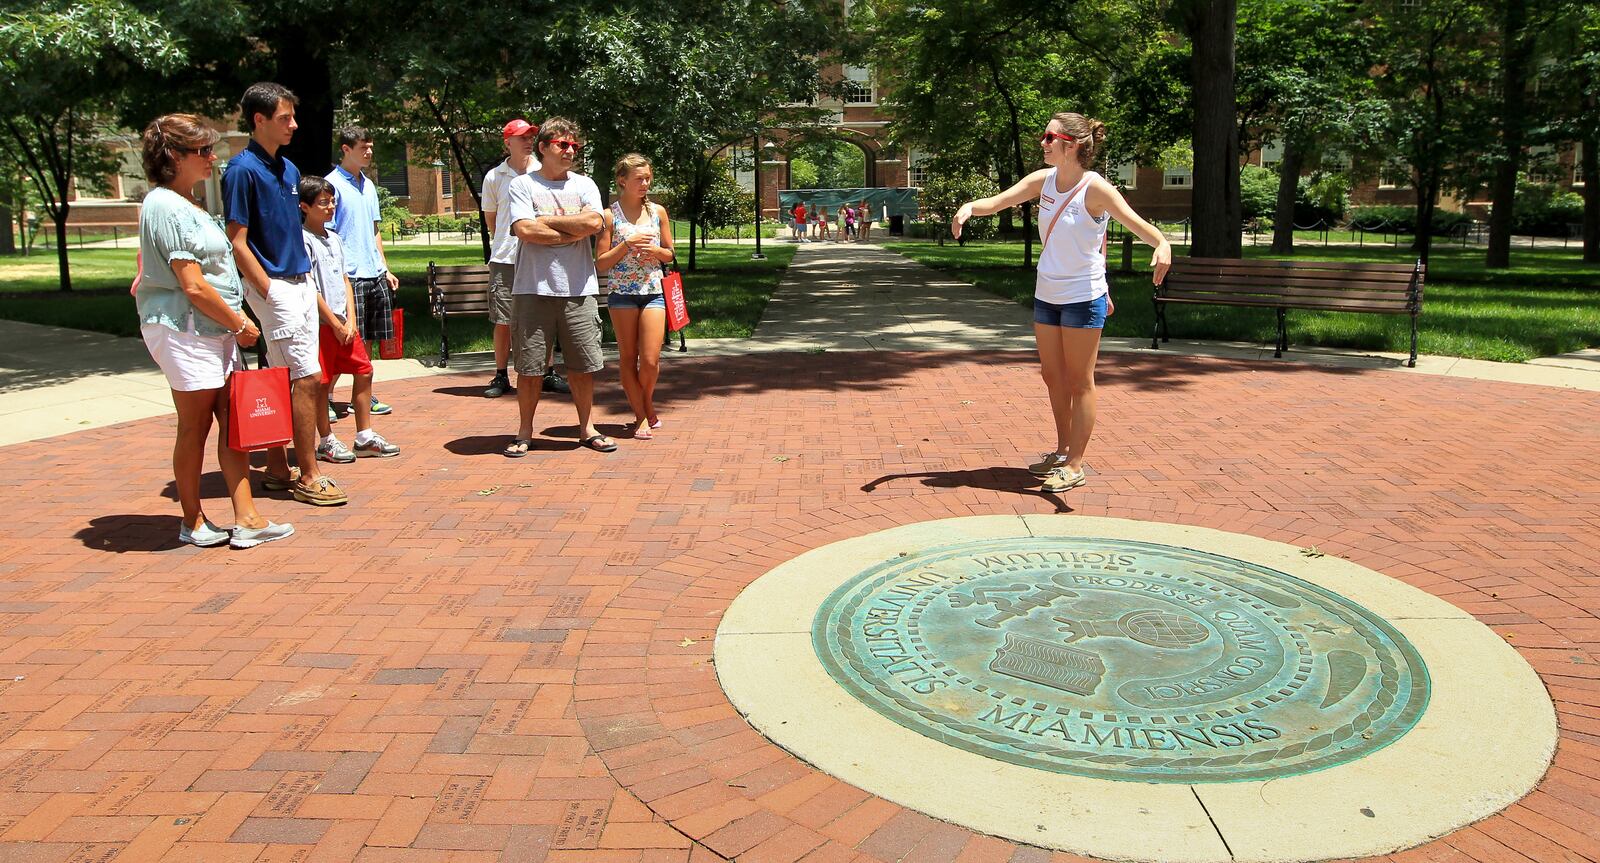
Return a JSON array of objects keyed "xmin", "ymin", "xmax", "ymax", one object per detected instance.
[
  {"xmin": 843, "ymin": 205, "xmax": 857, "ymax": 241},
  {"xmin": 478, "ymin": 119, "xmax": 541, "ymax": 398},
  {"xmin": 817, "ymin": 206, "xmax": 834, "ymax": 242},
  {"xmin": 224, "ymin": 82, "xmax": 347, "ymax": 505},
  {"xmin": 299, "ymin": 175, "xmax": 401, "ymax": 464},
  {"xmin": 857, "ymin": 199, "xmax": 873, "ymax": 243},
  {"xmin": 324, "ymin": 127, "xmax": 398, "ymax": 418},
  {"xmin": 501, "ymin": 118, "xmax": 614, "ymax": 457},
  {"xmin": 791, "ymin": 202, "xmax": 808, "ymax": 242},
  {"xmin": 136, "ymin": 113, "xmax": 293, "ymax": 548},
  {"xmin": 951, "ymin": 111, "xmax": 1171, "ymax": 493},
  {"xmin": 596, "ymin": 153, "xmax": 675, "ymax": 440}
]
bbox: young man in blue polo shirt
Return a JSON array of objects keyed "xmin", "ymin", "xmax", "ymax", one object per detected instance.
[
  {"xmin": 325, "ymin": 127, "xmax": 399, "ymax": 418},
  {"xmin": 224, "ymin": 82, "xmax": 348, "ymax": 506}
]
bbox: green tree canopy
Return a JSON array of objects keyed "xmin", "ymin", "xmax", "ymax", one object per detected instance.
[{"xmin": 0, "ymin": 0, "xmax": 185, "ymax": 289}]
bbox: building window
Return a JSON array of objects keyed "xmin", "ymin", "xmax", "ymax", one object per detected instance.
[
  {"xmin": 1259, "ymin": 138, "xmax": 1283, "ymax": 171},
  {"xmin": 1378, "ymin": 161, "xmax": 1411, "ymax": 190},
  {"xmin": 1575, "ymin": 143, "xmax": 1586, "ymax": 188},
  {"xmin": 907, "ymin": 148, "xmax": 930, "ymax": 186},
  {"xmin": 843, "ymin": 65, "xmax": 875, "ymax": 105},
  {"xmin": 1527, "ymin": 145, "xmax": 1561, "ymax": 184},
  {"xmin": 440, "ymin": 166, "xmax": 453, "ymax": 198},
  {"xmin": 375, "ymin": 160, "xmax": 410, "ymax": 198},
  {"xmin": 1322, "ymin": 150, "xmax": 1353, "ymax": 172},
  {"xmin": 1113, "ymin": 162, "xmax": 1136, "ymax": 190},
  {"xmin": 730, "ymin": 146, "xmax": 755, "ymax": 191},
  {"xmin": 1162, "ymin": 166, "xmax": 1192, "ymax": 189}
]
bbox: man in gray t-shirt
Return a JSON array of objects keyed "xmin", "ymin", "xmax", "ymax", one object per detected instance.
[{"xmin": 501, "ymin": 117, "xmax": 616, "ymax": 457}]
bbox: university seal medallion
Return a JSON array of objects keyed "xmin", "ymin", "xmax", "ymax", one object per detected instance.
[{"xmin": 812, "ymin": 537, "xmax": 1430, "ymax": 782}]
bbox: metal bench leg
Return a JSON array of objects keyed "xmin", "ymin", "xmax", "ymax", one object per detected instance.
[
  {"xmin": 1274, "ymin": 308, "xmax": 1286, "ymax": 358},
  {"xmin": 1409, "ymin": 314, "xmax": 1418, "ymax": 368},
  {"xmin": 1151, "ymin": 300, "xmax": 1161, "ymax": 349},
  {"xmin": 676, "ymin": 329, "xmax": 687, "ymax": 353},
  {"xmin": 440, "ymin": 309, "xmax": 450, "ymax": 367}
]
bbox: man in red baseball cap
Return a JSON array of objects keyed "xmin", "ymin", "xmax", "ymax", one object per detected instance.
[{"xmin": 481, "ymin": 118, "xmax": 568, "ymax": 397}]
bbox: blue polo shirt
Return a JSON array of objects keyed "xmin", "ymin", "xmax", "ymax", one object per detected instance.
[
  {"xmin": 223, "ymin": 140, "xmax": 311, "ymax": 278},
  {"xmin": 325, "ymin": 166, "xmax": 385, "ymax": 279}
]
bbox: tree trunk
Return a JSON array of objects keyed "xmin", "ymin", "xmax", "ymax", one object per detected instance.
[
  {"xmin": 988, "ymin": 57, "xmax": 1034, "ymax": 268},
  {"xmin": 0, "ymin": 205, "xmax": 14, "ymax": 255},
  {"xmin": 1485, "ymin": 0, "xmax": 1532, "ymax": 269},
  {"xmin": 52, "ymin": 204, "xmax": 71, "ymax": 292},
  {"xmin": 1269, "ymin": 141, "xmax": 1301, "ymax": 255},
  {"xmin": 274, "ymin": 47, "xmax": 336, "ymax": 177},
  {"xmin": 1583, "ymin": 132, "xmax": 1598, "ymax": 264},
  {"xmin": 1186, "ymin": 0, "xmax": 1242, "ymax": 258},
  {"xmin": 997, "ymin": 168, "xmax": 1015, "ymax": 236},
  {"xmin": 1412, "ymin": 170, "xmax": 1436, "ymax": 265}
]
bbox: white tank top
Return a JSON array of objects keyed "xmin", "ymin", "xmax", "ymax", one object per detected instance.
[{"xmin": 1035, "ymin": 168, "xmax": 1109, "ymax": 304}]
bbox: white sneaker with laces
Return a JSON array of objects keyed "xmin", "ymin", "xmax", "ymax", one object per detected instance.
[{"xmin": 354, "ymin": 432, "xmax": 400, "ymax": 458}]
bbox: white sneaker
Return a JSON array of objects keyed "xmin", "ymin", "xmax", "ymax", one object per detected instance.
[
  {"xmin": 179, "ymin": 519, "xmax": 230, "ymax": 548},
  {"xmin": 231, "ymin": 521, "xmax": 295, "ymax": 549},
  {"xmin": 354, "ymin": 432, "xmax": 400, "ymax": 458},
  {"xmin": 317, "ymin": 436, "xmax": 356, "ymax": 464}
]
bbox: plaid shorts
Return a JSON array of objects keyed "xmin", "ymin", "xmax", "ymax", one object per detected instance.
[{"xmin": 351, "ymin": 276, "xmax": 394, "ymax": 343}]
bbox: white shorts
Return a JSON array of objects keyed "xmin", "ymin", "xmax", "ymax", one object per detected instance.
[
  {"xmin": 246, "ymin": 276, "xmax": 320, "ymax": 381},
  {"xmin": 141, "ymin": 323, "xmax": 242, "ymax": 392}
]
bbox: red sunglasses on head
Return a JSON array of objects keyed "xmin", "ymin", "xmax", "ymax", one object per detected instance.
[
  {"xmin": 547, "ymin": 139, "xmax": 583, "ymax": 152},
  {"xmin": 1040, "ymin": 132, "xmax": 1076, "ymax": 145}
]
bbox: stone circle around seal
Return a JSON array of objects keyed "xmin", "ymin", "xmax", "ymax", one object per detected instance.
[{"xmin": 811, "ymin": 536, "xmax": 1431, "ymax": 783}]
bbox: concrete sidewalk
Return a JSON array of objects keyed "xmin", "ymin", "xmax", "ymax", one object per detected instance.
[
  {"xmin": 3, "ymin": 242, "xmax": 1598, "ymax": 447},
  {"xmin": 751, "ymin": 243, "xmax": 1600, "ymax": 389}
]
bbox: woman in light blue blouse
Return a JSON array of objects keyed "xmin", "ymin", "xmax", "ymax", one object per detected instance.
[{"xmin": 136, "ymin": 114, "xmax": 292, "ymax": 549}]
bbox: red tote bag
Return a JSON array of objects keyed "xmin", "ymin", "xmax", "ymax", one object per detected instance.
[
  {"xmin": 227, "ymin": 366, "xmax": 293, "ymax": 452},
  {"xmin": 378, "ymin": 308, "xmax": 405, "ymax": 360},
  {"xmin": 662, "ymin": 268, "xmax": 690, "ymax": 333}
]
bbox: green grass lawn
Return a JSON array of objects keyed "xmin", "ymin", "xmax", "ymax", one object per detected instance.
[
  {"xmin": 0, "ymin": 244, "xmax": 795, "ymax": 358},
  {"xmin": 887, "ymin": 240, "xmax": 1600, "ymax": 362}
]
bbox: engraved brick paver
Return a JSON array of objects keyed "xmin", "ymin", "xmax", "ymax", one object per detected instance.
[{"xmin": 0, "ymin": 350, "xmax": 1598, "ymax": 861}]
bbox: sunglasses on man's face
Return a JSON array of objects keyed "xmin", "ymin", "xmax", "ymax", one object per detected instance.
[
  {"xmin": 184, "ymin": 145, "xmax": 216, "ymax": 158},
  {"xmin": 1040, "ymin": 133, "xmax": 1076, "ymax": 146},
  {"xmin": 547, "ymin": 139, "xmax": 583, "ymax": 153}
]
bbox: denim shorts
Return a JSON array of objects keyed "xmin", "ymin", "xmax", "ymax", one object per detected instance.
[
  {"xmin": 606, "ymin": 292, "xmax": 665, "ymax": 311},
  {"xmin": 1033, "ymin": 294, "xmax": 1108, "ymax": 329}
]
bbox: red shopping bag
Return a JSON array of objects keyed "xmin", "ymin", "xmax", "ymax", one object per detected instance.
[
  {"xmin": 662, "ymin": 269, "xmax": 690, "ymax": 332},
  {"xmin": 227, "ymin": 366, "xmax": 293, "ymax": 452},
  {"xmin": 378, "ymin": 308, "xmax": 405, "ymax": 360}
]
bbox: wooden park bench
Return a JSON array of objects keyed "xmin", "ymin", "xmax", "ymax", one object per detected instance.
[
  {"xmin": 1151, "ymin": 257, "xmax": 1426, "ymax": 367},
  {"xmin": 428, "ymin": 262, "xmax": 683, "ymax": 366}
]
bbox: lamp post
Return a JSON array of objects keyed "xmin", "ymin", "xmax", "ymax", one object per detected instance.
[{"xmin": 751, "ymin": 131, "xmax": 766, "ymax": 261}]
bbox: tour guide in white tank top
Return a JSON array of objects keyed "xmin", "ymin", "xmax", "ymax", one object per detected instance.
[
  {"xmin": 1035, "ymin": 168, "xmax": 1110, "ymax": 304},
  {"xmin": 950, "ymin": 112, "xmax": 1172, "ymax": 497}
]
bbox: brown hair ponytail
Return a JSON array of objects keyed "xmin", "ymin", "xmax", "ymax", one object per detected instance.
[{"xmin": 1052, "ymin": 112, "xmax": 1106, "ymax": 170}]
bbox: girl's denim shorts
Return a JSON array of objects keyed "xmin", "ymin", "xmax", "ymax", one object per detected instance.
[{"xmin": 1033, "ymin": 293, "xmax": 1108, "ymax": 329}]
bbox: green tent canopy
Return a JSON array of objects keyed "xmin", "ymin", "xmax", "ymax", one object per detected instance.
[{"xmin": 777, "ymin": 188, "xmax": 918, "ymax": 224}]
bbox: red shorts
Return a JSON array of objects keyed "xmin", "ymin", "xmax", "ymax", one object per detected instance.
[{"xmin": 318, "ymin": 324, "xmax": 374, "ymax": 385}]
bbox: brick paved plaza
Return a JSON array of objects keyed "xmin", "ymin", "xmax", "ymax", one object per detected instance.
[{"xmin": 2, "ymin": 336, "xmax": 1599, "ymax": 860}]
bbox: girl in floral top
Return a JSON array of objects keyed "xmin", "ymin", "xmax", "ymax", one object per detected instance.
[{"xmin": 596, "ymin": 153, "xmax": 676, "ymax": 440}]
